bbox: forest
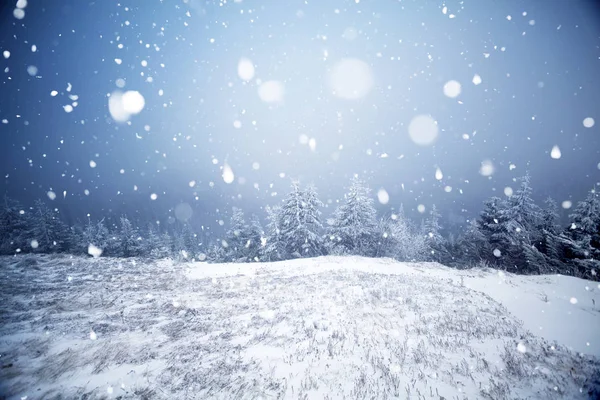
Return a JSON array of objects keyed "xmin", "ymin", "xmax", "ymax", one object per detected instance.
[{"xmin": 1, "ymin": 175, "xmax": 598, "ymax": 281}]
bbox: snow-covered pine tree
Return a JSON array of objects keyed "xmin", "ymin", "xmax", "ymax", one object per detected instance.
[
  {"xmin": 376, "ymin": 211, "xmax": 428, "ymax": 262},
  {"xmin": 374, "ymin": 216, "xmax": 399, "ymax": 258},
  {"xmin": 278, "ymin": 181, "xmax": 325, "ymax": 258},
  {"xmin": 477, "ymin": 197, "xmax": 515, "ymax": 267},
  {"xmin": 568, "ymin": 186, "xmax": 600, "ymax": 254},
  {"xmin": 225, "ymin": 207, "xmax": 250, "ymax": 262},
  {"xmin": 538, "ymin": 197, "xmax": 563, "ymax": 265},
  {"xmin": 143, "ymin": 223, "xmax": 172, "ymax": 259},
  {"xmin": 0, "ymin": 196, "xmax": 32, "ymax": 254},
  {"xmin": 158, "ymin": 232, "xmax": 173, "ymax": 258},
  {"xmin": 245, "ymin": 214, "xmax": 263, "ymax": 262},
  {"xmin": 30, "ymin": 199, "xmax": 70, "ymax": 253},
  {"xmin": 117, "ymin": 216, "xmax": 143, "ymax": 257},
  {"xmin": 261, "ymin": 205, "xmax": 285, "ymax": 261},
  {"xmin": 564, "ymin": 186, "xmax": 600, "ymax": 278},
  {"xmin": 81, "ymin": 217, "xmax": 111, "ymax": 256},
  {"xmin": 504, "ymin": 174, "xmax": 543, "ymax": 247},
  {"xmin": 423, "ymin": 204, "xmax": 450, "ymax": 263},
  {"xmin": 457, "ymin": 219, "xmax": 487, "ymax": 266},
  {"xmin": 328, "ymin": 176, "xmax": 378, "ymax": 256}
]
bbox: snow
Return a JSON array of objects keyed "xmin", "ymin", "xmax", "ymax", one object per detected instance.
[
  {"xmin": 108, "ymin": 90, "xmax": 145, "ymax": 122},
  {"xmin": 472, "ymin": 74, "xmax": 482, "ymax": 85},
  {"xmin": 26, "ymin": 65, "xmax": 37, "ymax": 76},
  {"xmin": 13, "ymin": 8, "xmax": 25, "ymax": 20},
  {"xmin": 174, "ymin": 202, "xmax": 193, "ymax": 221},
  {"xmin": 222, "ymin": 162, "xmax": 235, "ymax": 183},
  {"xmin": 551, "ymin": 145, "xmax": 562, "ymax": 159},
  {"xmin": 1, "ymin": 255, "xmax": 597, "ymax": 399},
  {"xmin": 377, "ymin": 188, "xmax": 389, "ymax": 204},
  {"xmin": 329, "ymin": 58, "xmax": 373, "ymax": 100},
  {"xmin": 257, "ymin": 80, "xmax": 284, "ymax": 103},
  {"xmin": 408, "ymin": 114, "xmax": 438, "ymax": 146},
  {"xmin": 121, "ymin": 90, "xmax": 145, "ymax": 114},
  {"xmin": 237, "ymin": 57, "xmax": 255, "ymax": 81},
  {"xmin": 479, "ymin": 159, "xmax": 495, "ymax": 176},
  {"xmin": 583, "ymin": 117, "xmax": 595, "ymax": 128},
  {"xmin": 443, "ymin": 80, "xmax": 462, "ymax": 98},
  {"xmin": 87, "ymin": 244, "xmax": 102, "ymax": 257}
]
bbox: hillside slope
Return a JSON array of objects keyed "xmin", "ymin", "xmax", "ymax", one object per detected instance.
[{"xmin": 0, "ymin": 255, "xmax": 599, "ymax": 399}]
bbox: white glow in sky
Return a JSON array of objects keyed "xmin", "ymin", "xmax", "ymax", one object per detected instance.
[
  {"xmin": 408, "ymin": 115, "xmax": 438, "ymax": 146},
  {"xmin": 479, "ymin": 160, "xmax": 495, "ymax": 176},
  {"xmin": 108, "ymin": 90, "xmax": 145, "ymax": 122},
  {"xmin": 258, "ymin": 80, "xmax": 284, "ymax": 103},
  {"xmin": 237, "ymin": 58, "xmax": 255, "ymax": 81},
  {"xmin": 175, "ymin": 202, "xmax": 193, "ymax": 221},
  {"xmin": 329, "ymin": 58, "xmax": 373, "ymax": 100},
  {"xmin": 377, "ymin": 188, "xmax": 389, "ymax": 204},
  {"xmin": 122, "ymin": 90, "xmax": 145, "ymax": 114},
  {"xmin": 222, "ymin": 162, "xmax": 235, "ymax": 183},
  {"xmin": 443, "ymin": 80, "xmax": 462, "ymax": 98}
]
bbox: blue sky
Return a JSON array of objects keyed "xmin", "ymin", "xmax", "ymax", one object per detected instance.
[{"xmin": 1, "ymin": 0, "xmax": 599, "ymax": 233}]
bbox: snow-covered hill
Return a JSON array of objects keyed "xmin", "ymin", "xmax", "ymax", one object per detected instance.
[{"xmin": 0, "ymin": 255, "xmax": 598, "ymax": 399}]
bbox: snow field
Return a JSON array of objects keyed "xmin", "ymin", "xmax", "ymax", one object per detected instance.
[{"xmin": 0, "ymin": 255, "xmax": 598, "ymax": 399}]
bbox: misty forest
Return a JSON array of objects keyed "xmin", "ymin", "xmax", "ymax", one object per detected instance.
[{"xmin": 1, "ymin": 1, "xmax": 600, "ymax": 399}]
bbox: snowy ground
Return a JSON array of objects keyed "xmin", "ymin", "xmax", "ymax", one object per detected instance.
[{"xmin": 0, "ymin": 255, "xmax": 599, "ymax": 399}]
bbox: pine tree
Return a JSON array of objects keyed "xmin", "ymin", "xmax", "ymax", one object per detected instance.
[
  {"xmin": 477, "ymin": 197, "xmax": 515, "ymax": 267},
  {"xmin": 457, "ymin": 219, "xmax": 487, "ymax": 266},
  {"xmin": 564, "ymin": 186, "xmax": 600, "ymax": 278},
  {"xmin": 501, "ymin": 175, "xmax": 542, "ymax": 250},
  {"xmin": 246, "ymin": 214, "xmax": 263, "ymax": 262},
  {"xmin": 328, "ymin": 176, "xmax": 378, "ymax": 256},
  {"xmin": 0, "ymin": 196, "xmax": 32, "ymax": 254},
  {"xmin": 158, "ymin": 232, "xmax": 173, "ymax": 258},
  {"xmin": 539, "ymin": 197, "xmax": 562, "ymax": 263},
  {"xmin": 81, "ymin": 217, "xmax": 111, "ymax": 256},
  {"xmin": 262, "ymin": 205, "xmax": 285, "ymax": 261},
  {"xmin": 278, "ymin": 181, "xmax": 325, "ymax": 258},
  {"xmin": 568, "ymin": 187, "xmax": 600, "ymax": 255},
  {"xmin": 225, "ymin": 207, "xmax": 250, "ymax": 261},
  {"xmin": 375, "ymin": 213, "xmax": 428, "ymax": 261},
  {"xmin": 424, "ymin": 204, "xmax": 450, "ymax": 263},
  {"xmin": 116, "ymin": 216, "xmax": 142, "ymax": 257},
  {"xmin": 30, "ymin": 199, "xmax": 70, "ymax": 253}
]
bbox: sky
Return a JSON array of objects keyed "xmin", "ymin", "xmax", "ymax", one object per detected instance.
[{"xmin": 1, "ymin": 0, "xmax": 599, "ymax": 235}]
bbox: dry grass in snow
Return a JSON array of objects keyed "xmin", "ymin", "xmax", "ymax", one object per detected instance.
[{"xmin": 0, "ymin": 254, "xmax": 599, "ymax": 399}]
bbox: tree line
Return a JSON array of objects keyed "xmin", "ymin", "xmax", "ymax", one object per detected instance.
[{"xmin": 1, "ymin": 175, "xmax": 599, "ymax": 280}]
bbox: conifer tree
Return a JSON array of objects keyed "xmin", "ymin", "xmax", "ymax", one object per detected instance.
[
  {"xmin": 224, "ymin": 207, "xmax": 250, "ymax": 261},
  {"xmin": 424, "ymin": 204, "xmax": 450, "ymax": 263},
  {"xmin": 0, "ymin": 196, "xmax": 32, "ymax": 254},
  {"xmin": 30, "ymin": 199, "xmax": 70, "ymax": 253},
  {"xmin": 328, "ymin": 176, "xmax": 378, "ymax": 256},
  {"xmin": 278, "ymin": 181, "xmax": 325, "ymax": 258},
  {"xmin": 262, "ymin": 205, "xmax": 285, "ymax": 261}
]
